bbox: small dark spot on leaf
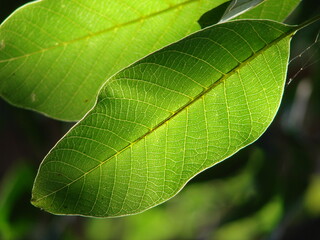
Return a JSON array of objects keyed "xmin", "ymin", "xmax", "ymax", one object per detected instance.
[{"xmin": 84, "ymin": 99, "xmax": 89, "ymax": 103}]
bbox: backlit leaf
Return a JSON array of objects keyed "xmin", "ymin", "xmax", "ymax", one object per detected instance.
[
  {"xmin": 0, "ymin": 0, "xmax": 227, "ymax": 120},
  {"xmin": 32, "ymin": 19, "xmax": 297, "ymax": 217},
  {"xmin": 219, "ymin": 0, "xmax": 266, "ymax": 23},
  {"xmin": 235, "ymin": 0, "xmax": 301, "ymax": 21},
  {"xmin": 199, "ymin": 0, "xmax": 301, "ymax": 28}
]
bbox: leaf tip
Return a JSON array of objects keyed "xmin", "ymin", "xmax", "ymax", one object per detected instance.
[{"xmin": 30, "ymin": 195, "xmax": 41, "ymax": 208}]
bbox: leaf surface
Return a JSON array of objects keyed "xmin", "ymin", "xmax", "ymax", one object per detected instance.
[
  {"xmin": 199, "ymin": 0, "xmax": 301, "ymax": 28},
  {"xmin": 32, "ymin": 19, "xmax": 296, "ymax": 217},
  {"xmin": 219, "ymin": 0, "xmax": 266, "ymax": 23},
  {"xmin": 0, "ymin": 0, "xmax": 226, "ymax": 120},
  {"xmin": 235, "ymin": 0, "xmax": 301, "ymax": 21}
]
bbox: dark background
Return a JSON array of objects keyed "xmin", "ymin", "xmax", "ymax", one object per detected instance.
[{"xmin": 1, "ymin": 0, "xmax": 319, "ymax": 239}]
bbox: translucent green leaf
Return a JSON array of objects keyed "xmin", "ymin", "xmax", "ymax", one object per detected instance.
[
  {"xmin": 235, "ymin": 0, "xmax": 301, "ymax": 21},
  {"xmin": 199, "ymin": 0, "xmax": 301, "ymax": 28},
  {"xmin": 198, "ymin": 1, "xmax": 231, "ymax": 28},
  {"xmin": 219, "ymin": 0, "xmax": 266, "ymax": 23},
  {"xmin": 0, "ymin": 0, "xmax": 227, "ymax": 121},
  {"xmin": 32, "ymin": 19, "xmax": 296, "ymax": 217}
]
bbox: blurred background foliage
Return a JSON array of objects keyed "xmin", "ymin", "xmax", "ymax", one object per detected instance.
[{"xmin": 1, "ymin": 0, "xmax": 319, "ymax": 239}]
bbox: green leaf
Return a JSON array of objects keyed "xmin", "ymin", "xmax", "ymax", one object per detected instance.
[
  {"xmin": 32, "ymin": 19, "xmax": 296, "ymax": 217},
  {"xmin": 235, "ymin": 0, "xmax": 301, "ymax": 21},
  {"xmin": 198, "ymin": 1, "xmax": 231, "ymax": 28},
  {"xmin": 0, "ymin": 0, "xmax": 227, "ymax": 121},
  {"xmin": 199, "ymin": 0, "xmax": 301, "ymax": 28},
  {"xmin": 219, "ymin": 0, "xmax": 266, "ymax": 23}
]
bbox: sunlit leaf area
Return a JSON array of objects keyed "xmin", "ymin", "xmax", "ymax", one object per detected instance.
[{"xmin": 1, "ymin": 0, "xmax": 320, "ymax": 239}]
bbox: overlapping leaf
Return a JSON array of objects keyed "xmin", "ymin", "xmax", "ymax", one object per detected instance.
[
  {"xmin": 198, "ymin": 0, "xmax": 301, "ymax": 28},
  {"xmin": 235, "ymin": 0, "xmax": 301, "ymax": 21},
  {"xmin": 31, "ymin": 19, "xmax": 297, "ymax": 217},
  {"xmin": 219, "ymin": 0, "xmax": 266, "ymax": 22},
  {"xmin": 0, "ymin": 0, "xmax": 227, "ymax": 120}
]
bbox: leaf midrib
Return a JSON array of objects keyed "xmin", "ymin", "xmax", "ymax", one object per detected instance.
[
  {"xmin": 0, "ymin": 0, "xmax": 203, "ymax": 63},
  {"xmin": 33, "ymin": 21, "xmax": 296, "ymax": 204}
]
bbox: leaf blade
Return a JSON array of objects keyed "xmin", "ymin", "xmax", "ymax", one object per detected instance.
[
  {"xmin": 199, "ymin": 0, "xmax": 301, "ymax": 28},
  {"xmin": 235, "ymin": 0, "xmax": 301, "ymax": 21},
  {"xmin": 32, "ymin": 20, "xmax": 295, "ymax": 217},
  {"xmin": 0, "ymin": 0, "xmax": 227, "ymax": 120},
  {"xmin": 219, "ymin": 0, "xmax": 266, "ymax": 23}
]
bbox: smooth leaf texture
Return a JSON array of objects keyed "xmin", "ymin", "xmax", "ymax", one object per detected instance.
[
  {"xmin": 198, "ymin": 1, "xmax": 231, "ymax": 28},
  {"xmin": 235, "ymin": 0, "xmax": 301, "ymax": 21},
  {"xmin": 198, "ymin": 0, "xmax": 301, "ymax": 28},
  {"xmin": 0, "ymin": 0, "xmax": 227, "ymax": 121},
  {"xmin": 32, "ymin": 19, "xmax": 296, "ymax": 217},
  {"xmin": 219, "ymin": 0, "xmax": 266, "ymax": 23}
]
